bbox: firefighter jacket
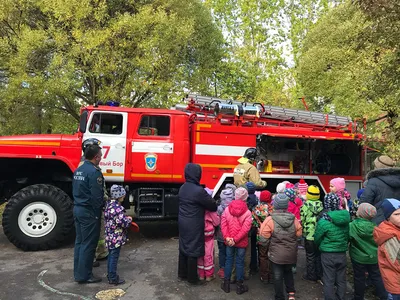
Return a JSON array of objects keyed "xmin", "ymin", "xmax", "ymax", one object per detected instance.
[{"xmin": 233, "ymin": 157, "xmax": 267, "ymax": 188}]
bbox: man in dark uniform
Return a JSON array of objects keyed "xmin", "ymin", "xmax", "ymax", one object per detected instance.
[
  {"xmin": 73, "ymin": 144, "xmax": 104, "ymax": 283},
  {"xmin": 79, "ymin": 138, "xmax": 109, "ymax": 267}
]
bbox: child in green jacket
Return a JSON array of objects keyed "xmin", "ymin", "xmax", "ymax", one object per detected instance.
[
  {"xmin": 349, "ymin": 203, "xmax": 387, "ymax": 300},
  {"xmin": 300, "ymin": 185, "xmax": 324, "ymax": 283},
  {"xmin": 314, "ymin": 193, "xmax": 350, "ymax": 300}
]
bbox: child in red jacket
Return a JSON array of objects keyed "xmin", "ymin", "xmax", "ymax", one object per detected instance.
[
  {"xmin": 285, "ymin": 188, "xmax": 302, "ymax": 221},
  {"xmin": 221, "ymin": 187, "xmax": 252, "ymax": 295}
]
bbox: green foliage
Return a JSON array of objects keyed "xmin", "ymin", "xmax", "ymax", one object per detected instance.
[
  {"xmin": 298, "ymin": 1, "xmax": 400, "ymax": 158},
  {"xmin": 0, "ymin": 0, "xmax": 224, "ymax": 134},
  {"xmin": 204, "ymin": 0, "xmax": 330, "ymax": 106}
]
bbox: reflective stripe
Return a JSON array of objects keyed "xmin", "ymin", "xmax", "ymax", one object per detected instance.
[
  {"xmin": 205, "ymin": 231, "xmax": 215, "ymax": 236},
  {"xmin": 203, "ymin": 265, "xmax": 213, "ymax": 271},
  {"xmin": 197, "ymin": 265, "xmax": 205, "ymax": 269}
]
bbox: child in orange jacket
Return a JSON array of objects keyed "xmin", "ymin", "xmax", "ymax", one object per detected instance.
[{"xmin": 373, "ymin": 199, "xmax": 400, "ymax": 300}]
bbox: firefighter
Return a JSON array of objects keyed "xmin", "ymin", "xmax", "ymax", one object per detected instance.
[
  {"xmin": 233, "ymin": 148, "xmax": 267, "ymax": 188},
  {"xmin": 73, "ymin": 143, "xmax": 104, "ymax": 283},
  {"xmin": 80, "ymin": 139, "xmax": 109, "ymax": 267}
]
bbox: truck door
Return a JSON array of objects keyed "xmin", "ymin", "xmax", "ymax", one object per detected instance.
[
  {"xmin": 130, "ymin": 114, "xmax": 177, "ymax": 181},
  {"xmin": 83, "ymin": 111, "xmax": 128, "ymax": 182}
]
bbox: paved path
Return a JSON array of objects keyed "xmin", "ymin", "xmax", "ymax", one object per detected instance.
[{"xmin": 0, "ymin": 221, "xmax": 330, "ymax": 300}]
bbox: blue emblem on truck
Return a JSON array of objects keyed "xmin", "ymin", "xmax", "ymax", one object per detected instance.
[{"xmin": 145, "ymin": 153, "xmax": 157, "ymax": 172}]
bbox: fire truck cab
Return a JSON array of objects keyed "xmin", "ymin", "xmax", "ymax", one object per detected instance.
[
  {"xmin": 78, "ymin": 104, "xmax": 191, "ymax": 220},
  {"xmin": 0, "ymin": 95, "xmax": 366, "ymax": 251}
]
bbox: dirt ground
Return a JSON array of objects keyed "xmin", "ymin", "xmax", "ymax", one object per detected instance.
[{"xmin": 0, "ymin": 220, "xmax": 357, "ymax": 300}]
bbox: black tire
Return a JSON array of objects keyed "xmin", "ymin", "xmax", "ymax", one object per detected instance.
[{"xmin": 2, "ymin": 184, "xmax": 74, "ymax": 251}]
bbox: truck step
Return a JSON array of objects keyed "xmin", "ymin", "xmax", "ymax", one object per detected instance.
[
  {"xmin": 136, "ymin": 187, "xmax": 165, "ymax": 219},
  {"xmin": 136, "ymin": 215, "xmax": 164, "ymax": 219}
]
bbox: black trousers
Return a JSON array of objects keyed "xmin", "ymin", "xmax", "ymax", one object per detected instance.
[
  {"xmin": 321, "ymin": 252, "xmax": 347, "ymax": 300},
  {"xmin": 304, "ymin": 239, "xmax": 322, "ymax": 281},
  {"xmin": 352, "ymin": 259, "xmax": 387, "ymax": 300},
  {"xmin": 178, "ymin": 252, "xmax": 198, "ymax": 283},
  {"xmin": 250, "ymin": 228, "xmax": 258, "ymax": 271},
  {"xmin": 271, "ymin": 262, "xmax": 295, "ymax": 300},
  {"xmin": 73, "ymin": 206, "xmax": 101, "ymax": 281}
]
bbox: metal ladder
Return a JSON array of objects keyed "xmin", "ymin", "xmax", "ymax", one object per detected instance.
[{"xmin": 184, "ymin": 94, "xmax": 352, "ymax": 127}]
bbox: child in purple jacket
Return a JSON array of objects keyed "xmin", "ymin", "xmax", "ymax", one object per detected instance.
[{"xmin": 104, "ymin": 185, "xmax": 132, "ymax": 285}]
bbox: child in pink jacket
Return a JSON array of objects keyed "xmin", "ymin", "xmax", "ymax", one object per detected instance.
[
  {"xmin": 285, "ymin": 188, "xmax": 302, "ymax": 221},
  {"xmin": 221, "ymin": 187, "xmax": 252, "ymax": 295},
  {"xmin": 198, "ymin": 188, "xmax": 220, "ymax": 281}
]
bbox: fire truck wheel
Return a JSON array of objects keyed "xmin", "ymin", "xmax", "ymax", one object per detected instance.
[{"xmin": 2, "ymin": 184, "xmax": 74, "ymax": 251}]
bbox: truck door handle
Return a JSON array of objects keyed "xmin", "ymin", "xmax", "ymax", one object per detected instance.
[
  {"xmin": 115, "ymin": 143, "xmax": 125, "ymax": 149},
  {"xmin": 163, "ymin": 145, "xmax": 173, "ymax": 151}
]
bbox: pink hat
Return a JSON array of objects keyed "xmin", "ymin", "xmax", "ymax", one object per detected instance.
[
  {"xmin": 298, "ymin": 178, "xmax": 308, "ymax": 195},
  {"xmin": 235, "ymin": 187, "xmax": 248, "ymax": 201},
  {"xmin": 330, "ymin": 178, "xmax": 346, "ymax": 192},
  {"xmin": 286, "ymin": 182, "xmax": 295, "ymax": 189}
]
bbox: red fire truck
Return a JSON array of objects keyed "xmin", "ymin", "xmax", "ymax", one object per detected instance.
[{"xmin": 0, "ymin": 94, "xmax": 366, "ymax": 250}]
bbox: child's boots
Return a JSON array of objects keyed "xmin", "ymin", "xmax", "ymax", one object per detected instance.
[
  {"xmin": 108, "ymin": 275, "xmax": 125, "ymax": 285},
  {"xmin": 221, "ymin": 279, "xmax": 230, "ymax": 293},
  {"xmin": 236, "ymin": 280, "xmax": 249, "ymax": 295}
]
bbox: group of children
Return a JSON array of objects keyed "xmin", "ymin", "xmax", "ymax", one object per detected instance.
[
  {"xmin": 196, "ymin": 178, "xmax": 400, "ymax": 300},
  {"xmin": 98, "ymin": 179, "xmax": 400, "ymax": 300}
]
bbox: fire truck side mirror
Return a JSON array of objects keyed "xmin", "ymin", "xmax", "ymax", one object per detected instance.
[{"xmin": 79, "ymin": 111, "xmax": 88, "ymax": 133}]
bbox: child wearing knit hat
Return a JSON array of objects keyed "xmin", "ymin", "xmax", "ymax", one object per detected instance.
[
  {"xmin": 323, "ymin": 192, "xmax": 341, "ymax": 212},
  {"xmin": 276, "ymin": 182, "xmax": 287, "ymax": 194},
  {"xmin": 220, "ymin": 187, "xmax": 252, "ymax": 294},
  {"xmin": 104, "ymin": 185, "xmax": 132, "ymax": 285},
  {"xmin": 373, "ymin": 199, "xmax": 400, "ymax": 299},
  {"xmin": 330, "ymin": 178, "xmax": 351, "ymax": 211},
  {"xmin": 246, "ymin": 182, "xmax": 259, "ymax": 211},
  {"xmin": 252, "ymin": 190, "xmax": 272, "ymax": 283},
  {"xmin": 349, "ymin": 203, "xmax": 387, "ymax": 300},
  {"xmin": 259, "ymin": 193, "xmax": 302, "ymax": 300},
  {"xmin": 297, "ymin": 178, "xmax": 309, "ymax": 200},
  {"xmin": 216, "ymin": 186, "xmax": 235, "ymax": 279},
  {"xmin": 300, "ymin": 185, "xmax": 324, "ymax": 283}
]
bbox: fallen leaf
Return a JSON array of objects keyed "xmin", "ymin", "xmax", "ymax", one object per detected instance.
[{"xmin": 95, "ymin": 289, "xmax": 126, "ymax": 300}]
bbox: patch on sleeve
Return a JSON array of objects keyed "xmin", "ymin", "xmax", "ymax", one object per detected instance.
[
  {"xmin": 97, "ymin": 176, "xmax": 103, "ymax": 185},
  {"xmin": 385, "ymin": 236, "xmax": 400, "ymax": 263}
]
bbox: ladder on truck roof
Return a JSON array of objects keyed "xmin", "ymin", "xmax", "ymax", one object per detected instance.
[{"xmin": 180, "ymin": 94, "xmax": 353, "ymax": 128}]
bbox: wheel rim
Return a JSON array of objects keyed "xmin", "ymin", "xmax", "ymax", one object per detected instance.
[{"xmin": 18, "ymin": 202, "xmax": 57, "ymax": 238}]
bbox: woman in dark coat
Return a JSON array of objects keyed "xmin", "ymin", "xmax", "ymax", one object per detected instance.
[
  {"xmin": 360, "ymin": 155, "xmax": 400, "ymax": 224},
  {"xmin": 178, "ymin": 163, "xmax": 217, "ymax": 285}
]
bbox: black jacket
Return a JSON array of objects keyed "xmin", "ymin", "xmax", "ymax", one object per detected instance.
[
  {"xmin": 178, "ymin": 163, "xmax": 217, "ymax": 257},
  {"xmin": 360, "ymin": 168, "xmax": 400, "ymax": 224}
]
